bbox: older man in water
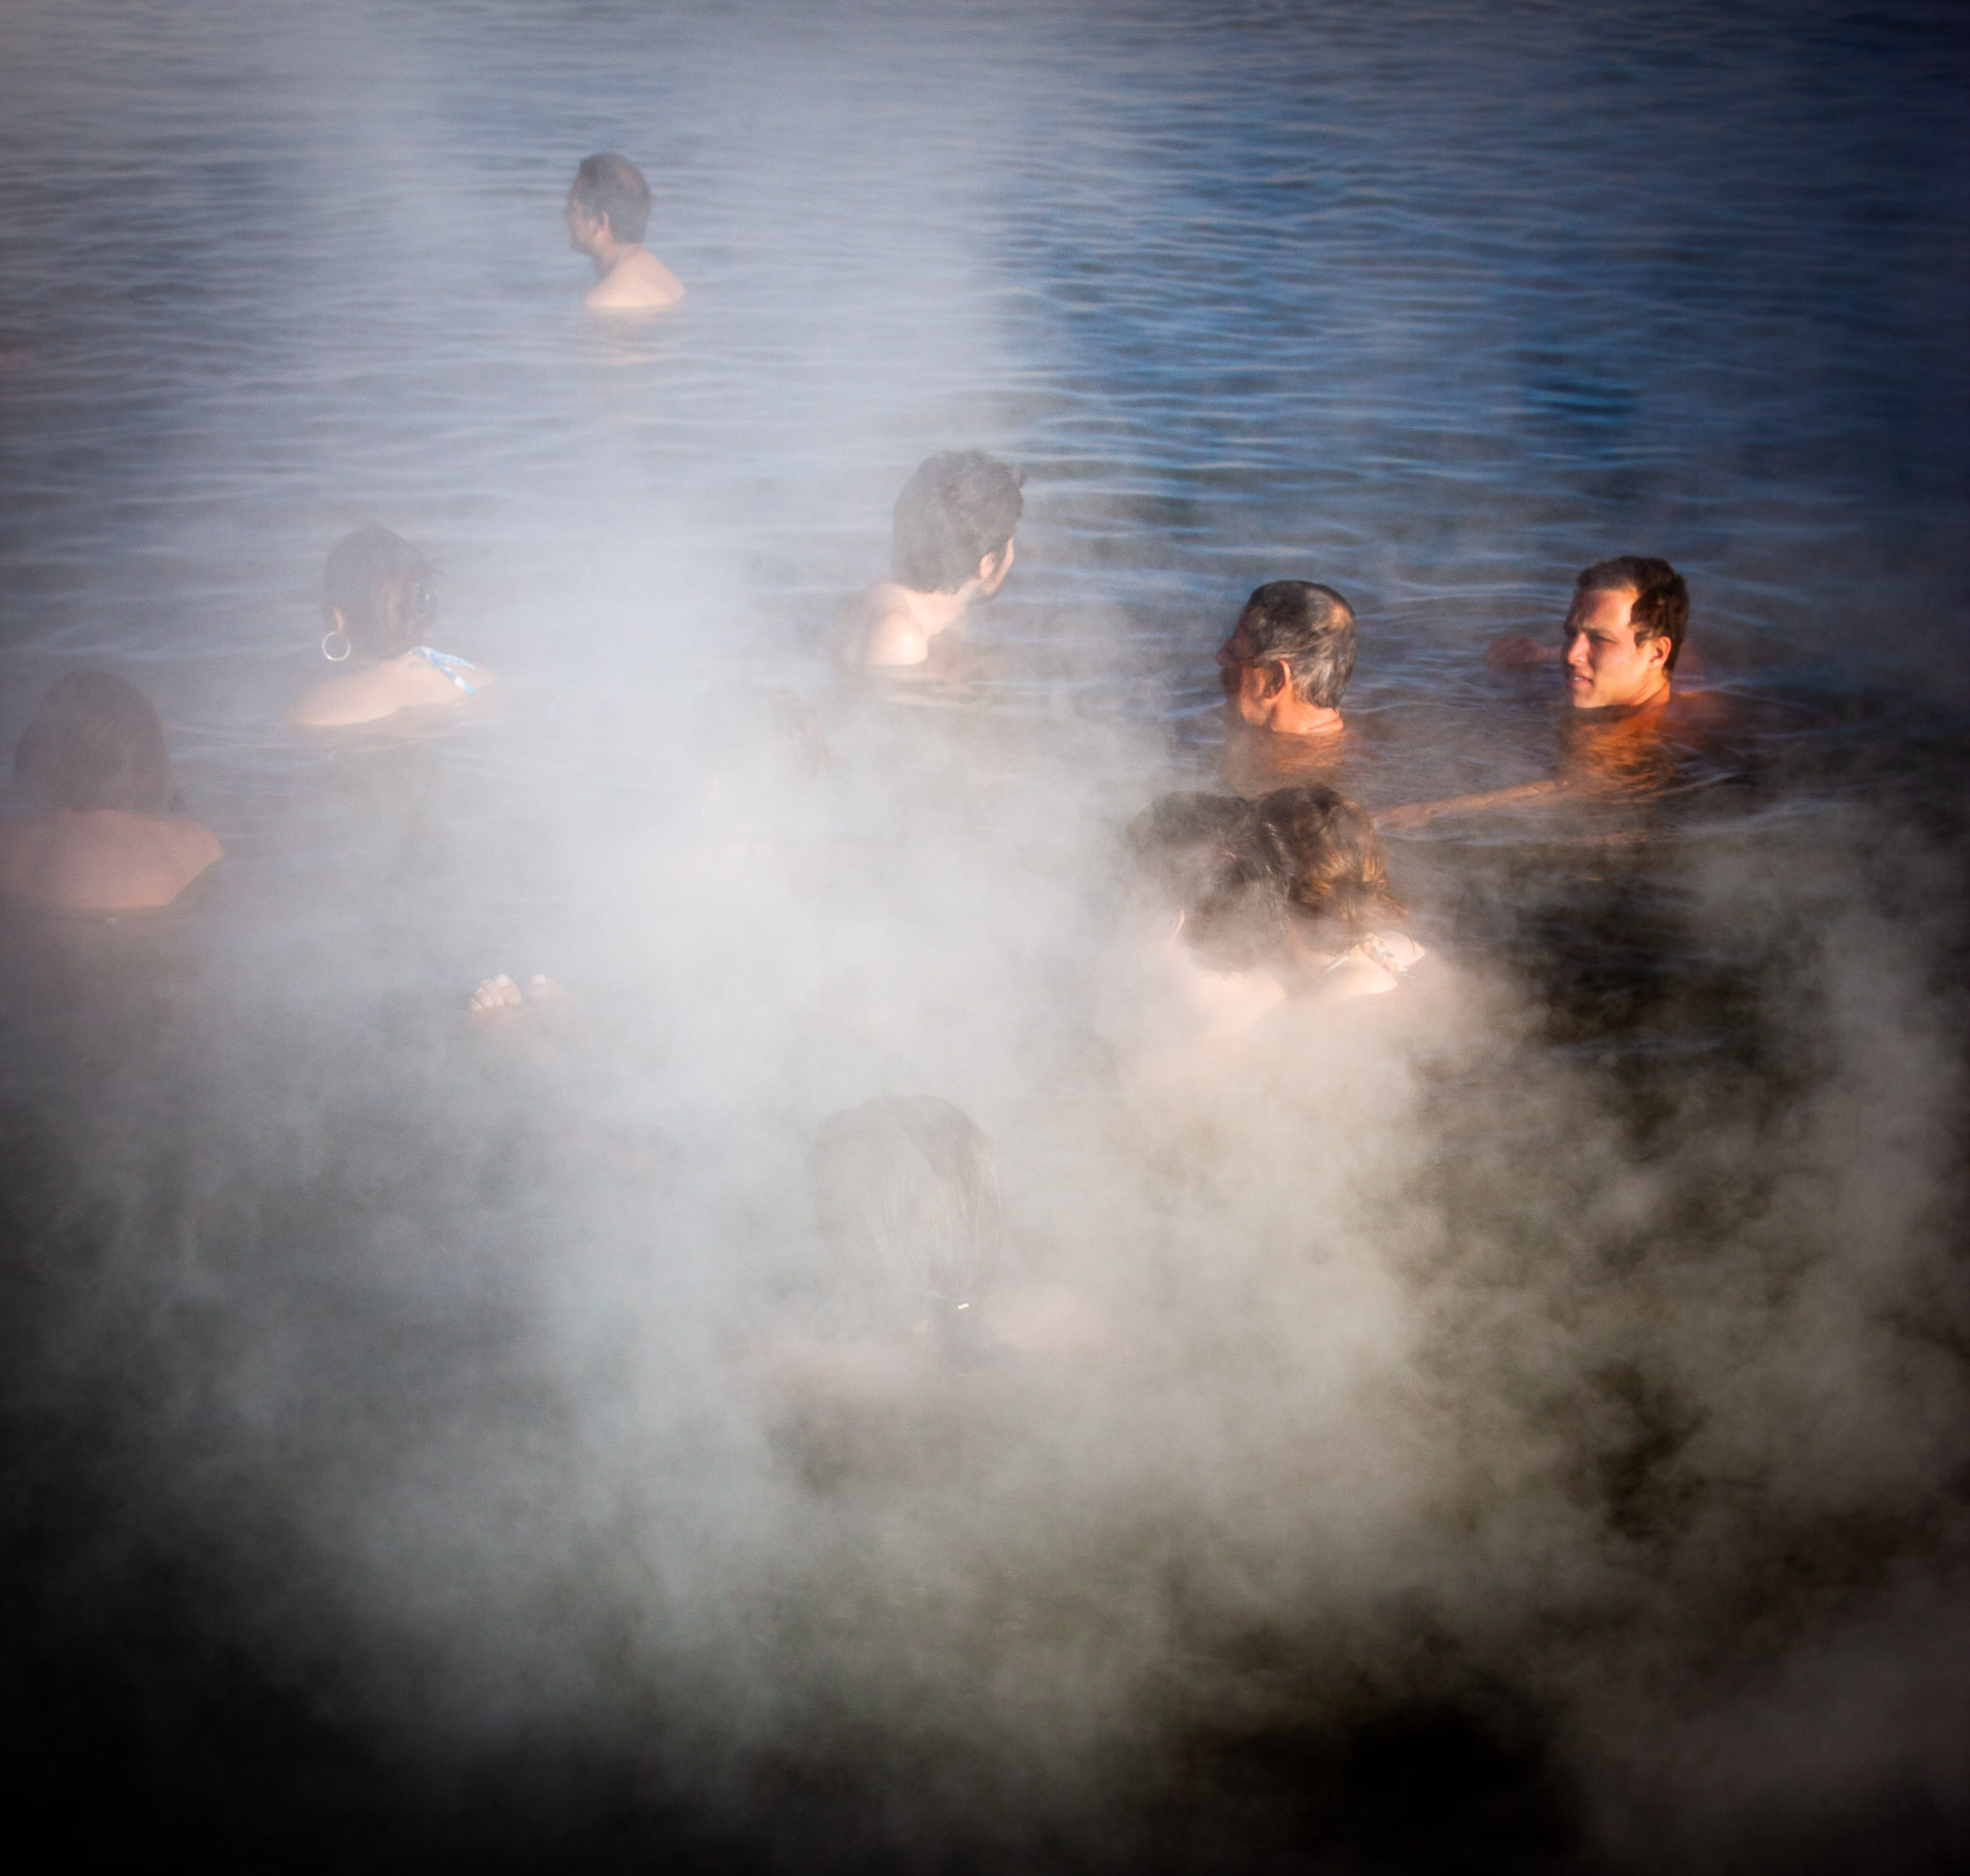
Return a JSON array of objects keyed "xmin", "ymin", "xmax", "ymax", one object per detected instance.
[
  {"xmin": 1378, "ymin": 555, "xmax": 1695, "ymax": 828},
  {"xmin": 1214, "ymin": 580, "xmax": 1357, "ymax": 791},
  {"xmin": 564, "ymin": 152, "xmax": 685, "ymax": 314},
  {"xmin": 830, "ymin": 450, "xmax": 1023, "ymax": 669}
]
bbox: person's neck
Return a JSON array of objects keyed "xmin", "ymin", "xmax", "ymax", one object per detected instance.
[
  {"xmin": 899, "ymin": 584, "xmax": 972, "ymax": 639},
  {"xmin": 1262, "ymin": 697, "xmax": 1343, "ymax": 739},
  {"xmin": 591, "ymin": 235, "xmax": 644, "ymax": 277}
]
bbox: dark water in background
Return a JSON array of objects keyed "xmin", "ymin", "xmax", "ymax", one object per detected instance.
[{"xmin": 0, "ymin": 1, "xmax": 1967, "ymax": 1870}]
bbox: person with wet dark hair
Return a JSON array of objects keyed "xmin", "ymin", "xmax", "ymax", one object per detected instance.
[
  {"xmin": 0, "ymin": 670, "xmax": 220, "ymax": 913},
  {"xmin": 1557, "ymin": 555, "xmax": 1688, "ymax": 709},
  {"xmin": 807, "ymin": 1096, "xmax": 1004, "ymax": 1362},
  {"xmin": 565, "ymin": 152, "xmax": 685, "ymax": 314},
  {"xmin": 286, "ymin": 525, "xmax": 494, "ymax": 732},
  {"xmin": 830, "ymin": 450, "xmax": 1024, "ymax": 669},
  {"xmin": 1125, "ymin": 792, "xmax": 1271, "ymax": 970},
  {"xmin": 1385, "ymin": 555, "xmax": 1698, "ymax": 828},
  {"xmin": 1484, "ymin": 554, "xmax": 1690, "ymax": 708}
]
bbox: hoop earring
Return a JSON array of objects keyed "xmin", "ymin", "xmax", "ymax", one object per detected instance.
[{"xmin": 321, "ymin": 628, "xmax": 352, "ymax": 663}]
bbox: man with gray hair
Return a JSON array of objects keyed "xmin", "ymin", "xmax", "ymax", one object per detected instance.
[
  {"xmin": 564, "ymin": 152, "xmax": 685, "ymax": 314},
  {"xmin": 1215, "ymin": 580, "xmax": 1356, "ymax": 742}
]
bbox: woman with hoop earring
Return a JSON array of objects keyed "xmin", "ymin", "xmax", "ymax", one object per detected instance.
[{"xmin": 286, "ymin": 525, "xmax": 495, "ymax": 732}]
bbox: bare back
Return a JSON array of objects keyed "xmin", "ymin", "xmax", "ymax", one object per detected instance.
[
  {"xmin": 0, "ymin": 809, "xmax": 220, "ymax": 914},
  {"xmin": 287, "ymin": 650, "xmax": 493, "ymax": 731}
]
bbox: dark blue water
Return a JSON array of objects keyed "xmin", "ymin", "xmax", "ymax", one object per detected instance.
[{"xmin": 1, "ymin": 0, "xmax": 1962, "ymax": 767}]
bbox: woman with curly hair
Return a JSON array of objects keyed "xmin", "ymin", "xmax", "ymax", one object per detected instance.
[
  {"xmin": 1249, "ymin": 783, "xmax": 1425, "ymax": 1001},
  {"xmin": 1125, "ymin": 782, "xmax": 1423, "ymax": 1046}
]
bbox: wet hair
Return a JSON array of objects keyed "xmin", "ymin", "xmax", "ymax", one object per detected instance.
[
  {"xmin": 1575, "ymin": 556, "xmax": 1689, "ymax": 672},
  {"xmin": 1125, "ymin": 791, "xmax": 1280, "ymax": 972},
  {"xmin": 1232, "ymin": 581, "xmax": 1357, "ymax": 709},
  {"xmin": 807, "ymin": 1097, "xmax": 1003, "ymax": 1358},
  {"xmin": 890, "ymin": 450, "xmax": 1024, "ymax": 594},
  {"xmin": 14, "ymin": 669, "xmax": 178, "ymax": 815},
  {"xmin": 571, "ymin": 151, "xmax": 651, "ymax": 244},
  {"xmin": 323, "ymin": 525, "xmax": 432, "ymax": 659},
  {"xmin": 1252, "ymin": 784, "xmax": 1405, "ymax": 941}
]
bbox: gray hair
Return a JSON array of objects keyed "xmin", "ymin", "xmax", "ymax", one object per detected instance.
[{"xmin": 1235, "ymin": 580, "xmax": 1357, "ymax": 709}]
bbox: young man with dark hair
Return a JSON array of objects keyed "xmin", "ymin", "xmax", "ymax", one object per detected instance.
[
  {"xmin": 1555, "ymin": 555, "xmax": 1688, "ymax": 710},
  {"xmin": 831, "ymin": 450, "xmax": 1024, "ymax": 669},
  {"xmin": 1379, "ymin": 554, "xmax": 1698, "ymax": 829},
  {"xmin": 565, "ymin": 152, "xmax": 685, "ymax": 314},
  {"xmin": 1483, "ymin": 554, "xmax": 1690, "ymax": 710}
]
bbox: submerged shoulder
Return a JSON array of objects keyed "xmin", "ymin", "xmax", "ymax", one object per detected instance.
[
  {"xmin": 585, "ymin": 249, "xmax": 686, "ymax": 313},
  {"xmin": 287, "ymin": 654, "xmax": 480, "ymax": 731},
  {"xmin": 286, "ymin": 670, "xmax": 383, "ymax": 730}
]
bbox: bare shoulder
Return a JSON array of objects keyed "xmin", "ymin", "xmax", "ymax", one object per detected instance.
[
  {"xmin": 287, "ymin": 656, "xmax": 479, "ymax": 731},
  {"xmin": 164, "ymin": 816, "xmax": 223, "ymax": 873},
  {"xmin": 585, "ymin": 249, "xmax": 686, "ymax": 314},
  {"xmin": 287, "ymin": 671, "xmax": 387, "ymax": 730},
  {"xmin": 830, "ymin": 584, "xmax": 929, "ymax": 669}
]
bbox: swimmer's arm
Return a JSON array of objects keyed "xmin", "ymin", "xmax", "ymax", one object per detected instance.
[{"xmin": 1375, "ymin": 779, "xmax": 1562, "ymax": 831}]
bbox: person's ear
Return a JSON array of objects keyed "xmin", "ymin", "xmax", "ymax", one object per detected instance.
[
  {"xmin": 1263, "ymin": 659, "xmax": 1291, "ymax": 698},
  {"xmin": 1641, "ymin": 633, "xmax": 1670, "ymax": 672}
]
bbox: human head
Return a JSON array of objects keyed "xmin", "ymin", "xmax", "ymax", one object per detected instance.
[
  {"xmin": 568, "ymin": 152, "xmax": 651, "ymax": 245},
  {"xmin": 15, "ymin": 669, "xmax": 177, "ymax": 815},
  {"xmin": 1217, "ymin": 581, "xmax": 1357, "ymax": 720},
  {"xmin": 1562, "ymin": 556, "xmax": 1687, "ymax": 709},
  {"xmin": 807, "ymin": 1097, "xmax": 1003, "ymax": 1356},
  {"xmin": 890, "ymin": 450, "xmax": 1024, "ymax": 595},
  {"xmin": 322, "ymin": 525, "xmax": 434, "ymax": 660},
  {"xmin": 1251, "ymin": 784, "xmax": 1405, "ymax": 945},
  {"xmin": 1125, "ymin": 791, "xmax": 1278, "ymax": 972}
]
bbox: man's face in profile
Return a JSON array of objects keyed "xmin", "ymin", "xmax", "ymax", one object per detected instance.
[
  {"xmin": 1215, "ymin": 617, "xmax": 1279, "ymax": 726},
  {"xmin": 1562, "ymin": 585, "xmax": 1669, "ymax": 710},
  {"xmin": 564, "ymin": 188, "xmax": 604, "ymax": 255}
]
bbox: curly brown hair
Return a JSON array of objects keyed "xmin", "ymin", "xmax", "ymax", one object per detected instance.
[{"xmin": 1252, "ymin": 784, "xmax": 1405, "ymax": 941}]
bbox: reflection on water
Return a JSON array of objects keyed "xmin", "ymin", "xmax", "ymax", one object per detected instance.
[{"xmin": 0, "ymin": 0, "xmax": 1966, "ymax": 1869}]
